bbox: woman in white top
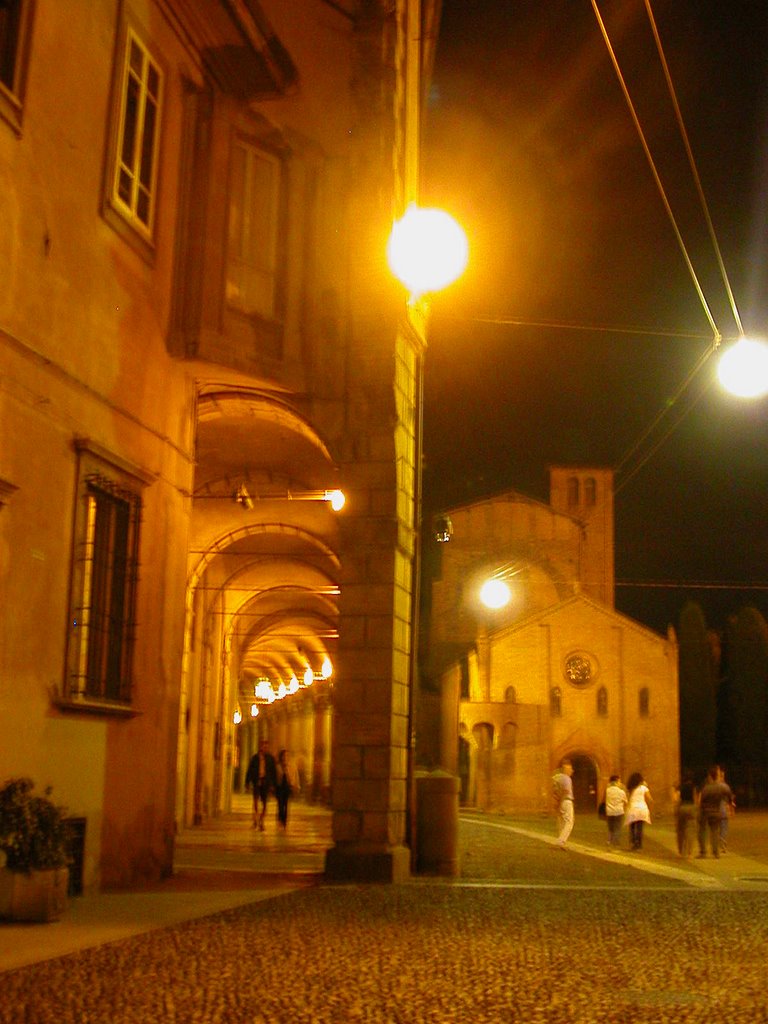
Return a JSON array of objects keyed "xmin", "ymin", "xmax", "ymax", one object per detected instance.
[
  {"xmin": 604, "ymin": 775, "xmax": 628, "ymax": 848},
  {"xmin": 625, "ymin": 771, "xmax": 652, "ymax": 851}
]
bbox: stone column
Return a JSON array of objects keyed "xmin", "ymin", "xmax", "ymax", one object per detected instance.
[
  {"xmin": 322, "ymin": 0, "xmax": 425, "ymax": 882},
  {"xmin": 324, "ymin": 325, "xmax": 420, "ymax": 881}
]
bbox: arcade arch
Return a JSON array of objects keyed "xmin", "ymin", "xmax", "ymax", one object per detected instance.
[{"xmin": 177, "ymin": 387, "xmax": 343, "ymax": 829}]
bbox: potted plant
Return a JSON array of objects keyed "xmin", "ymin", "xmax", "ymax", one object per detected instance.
[{"xmin": 0, "ymin": 777, "xmax": 72, "ymax": 921}]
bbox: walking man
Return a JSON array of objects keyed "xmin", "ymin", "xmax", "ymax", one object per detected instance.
[
  {"xmin": 697, "ymin": 765, "xmax": 733, "ymax": 859},
  {"xmin": 553, "ymin": 758, "xmax": 575, "ymax": 849},
  {"xmin": 245, "ymin": 739, "xmax": 278, "ymax": 830}
]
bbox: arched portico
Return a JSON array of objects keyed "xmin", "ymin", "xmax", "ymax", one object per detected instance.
[{"xmin": 178, "ymin": 388, "xmax": 343, "ymax": 833}]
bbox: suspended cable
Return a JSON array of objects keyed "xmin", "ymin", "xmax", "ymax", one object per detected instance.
[
  {"xmin": 590, "ymin": 0, "xmax": 721, "ymax": 343},
  {"xmin": 614, "ymin": 338, "xmax": 715, "ymax": 481},
  {"xmin": 617, "ymin": 580, "xmax": 768, "ymax": 590},
  {"xmin": 614, "ymin": 373, "xmax": 711, "ymax": 495},
  {"xmin": 643, "ymin": 0, "xmax": 744, "ymax": 336},
  {"xmin": 438, "ymin": 312, "xmax": 713, "ymax": 342}
]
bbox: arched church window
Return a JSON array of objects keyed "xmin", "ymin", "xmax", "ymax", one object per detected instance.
[
  {"xmin": 472, "ymin": 722, "xmax": 494, "ymax": 750},
  {"xmin": 505, "ymin": 685, "xmax": 516, "ymax": 704},
  {"xmin": 550, "ymin": 686, "xmax": 562, "ymax": 717},
  {"xmin": 639, "ymin": 687, "xmax": 650, "ymax": 717},
  {"xmin": 459, "ymin": 656, "xmax": 470, "ymax": 699},
  {"xmin": 585, "ymin": 477, "xmax": 597, "ymax": 506},
  {"xmin": 597, "ymin": 686, "xmax": 608, "ymax": 716},
  {"xmin": 500, "ymin": 722, "xmax": 517, "ymax": 772},
  {"xmin": 567, "ymin": 477, "xmax": 580, "ymax": 507}
]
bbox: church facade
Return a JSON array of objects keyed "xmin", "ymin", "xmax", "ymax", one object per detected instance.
[{"xmin": 420, "ymin": 467, "xmax": 680, "ymax": 814}]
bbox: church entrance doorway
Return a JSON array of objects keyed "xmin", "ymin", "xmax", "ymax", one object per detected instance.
[{"xmin": 568, "ymin": 752, "xmax": 598, "ymax": 812}]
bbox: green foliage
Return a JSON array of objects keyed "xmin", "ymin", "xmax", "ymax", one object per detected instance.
[
  {"xmin": 0, "ymin": 778, "xmax": 72, "ymax": 874},
  {"xmin": 677, "ymin": 601, "xmax": 716, "ymax": 768},
  {"xmin": 723, "ymin": 607, "xmax": 768, "ymax": 767}
]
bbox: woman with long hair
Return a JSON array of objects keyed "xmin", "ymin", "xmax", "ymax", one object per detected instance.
[{"xmin": 625, "ymin": 771, "xmax": 652, "ymax": 851}]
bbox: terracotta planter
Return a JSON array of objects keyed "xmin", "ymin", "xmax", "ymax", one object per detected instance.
[{"xmin": 0, "ymin": 867, "xmax": 69, "ymax": 922}]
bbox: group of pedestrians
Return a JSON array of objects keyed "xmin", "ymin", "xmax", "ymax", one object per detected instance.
[
  {"xmin": 551, "ymin": 758, "xmax": 735, "ymax": 857},
  {"xmin": 675, "ymin": 765, "xmax": 734, "ymax": 859},
  {"xmin": 553, "ymin": 761, "xmax": 655, "ymax": 852},
  {"xmin": 602, "ymin": 772, "xmax": 653, "ymax": 850},
  {"xmin": 244, "ymin": 740, "xmax": 298, "ymax": 830}
]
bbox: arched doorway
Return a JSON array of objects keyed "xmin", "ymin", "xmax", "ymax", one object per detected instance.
[{"xmin": 567, "ymin": 752, "xmax": 598, "ymax": 812}]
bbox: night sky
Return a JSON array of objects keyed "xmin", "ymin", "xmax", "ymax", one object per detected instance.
[{"xmin": 421, "ymin": 0, "xmax": 768, "ymax": 635}]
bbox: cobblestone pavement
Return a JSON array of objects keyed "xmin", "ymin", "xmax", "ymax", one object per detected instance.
[{"xmin": 2, "ymin": 810, "xmax": 768, "ymax": 1023}]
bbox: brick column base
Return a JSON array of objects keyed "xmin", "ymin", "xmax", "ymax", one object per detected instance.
[{"xmin": 324, "ymin": 843, "xmax": 411, "ymax": 883}]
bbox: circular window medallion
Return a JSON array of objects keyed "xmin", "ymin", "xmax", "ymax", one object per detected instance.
[{"xmin": 564, "ymin": 651, "xmax": 596, "ymax": 687}]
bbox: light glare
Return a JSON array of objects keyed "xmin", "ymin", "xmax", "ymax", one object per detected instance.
[
  {"xmin": 387, "ymin": 204, "xmax": 468, "ymax": 297},
  {"xmin": 718, "ymin": 338, "xmax": 768, "ymax": 398},
  {"xmin": 480, "ymin": 578, "xmax": 512, "ymax": 610},
  {"xmin": 325, "ymin": 489, "xmax": 346, "ymax": 511}
]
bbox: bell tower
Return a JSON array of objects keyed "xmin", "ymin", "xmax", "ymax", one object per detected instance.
[{"xmin": 549, "ymin": 466, "xmax": 614, "ymax": 607}]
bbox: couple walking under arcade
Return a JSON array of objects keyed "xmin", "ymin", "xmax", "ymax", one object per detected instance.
[{"xmin": 245, "ymin": 741, "xmax": 297, "ymax": 830}]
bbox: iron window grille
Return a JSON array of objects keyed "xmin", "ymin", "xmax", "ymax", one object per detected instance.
[{"xmin": 70, "ymin": 474, "xmax": 141, "ymax": 703}]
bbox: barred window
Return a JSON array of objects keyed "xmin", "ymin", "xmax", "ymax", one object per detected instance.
[{"xmin": 65, "ymin": 443, "xmax": 147, "ymax": 709}]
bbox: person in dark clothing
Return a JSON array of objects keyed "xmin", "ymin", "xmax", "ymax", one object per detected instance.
[
  {"xmin": 245, "ymin": 740, "xmax": 278, "ymax": 830},
  {"xmin": 697, "ymin": 766, "xmax": 734, "ymax": 859},
  {"xmin": 275, "ymin": 749, "xmax": 296, "ymax": 829},
  {"xmin": 673, "ymin": 774, "xmax": 696, "ymax": 858}
]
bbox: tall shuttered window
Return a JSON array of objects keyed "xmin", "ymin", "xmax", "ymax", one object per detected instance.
[
  {"xmin": 111, "ymin": 29, "xmax": 162, "ymax": 238},
  {"xmin": 0, "ymin": 0, "xmax": 22, "ymax": 91},
  {"xmin": 0, "ymin": 0, "xmax": 32, "ymax": 132},
  {"xmin": 226, "ymin": 141, "xmax": 281, "ymax": 319}
]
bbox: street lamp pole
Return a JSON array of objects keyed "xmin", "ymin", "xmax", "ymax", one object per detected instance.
[{"xmin": 387, "ymin": 204, "xmax": 468, "ymax": 870}]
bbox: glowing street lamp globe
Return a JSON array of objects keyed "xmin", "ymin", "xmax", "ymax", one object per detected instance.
[
  {"xmin": 387, "ymin": 204, "xmax": 468, "ymax": 297},
  {"xmin": 480, "ymin": 578, "xmax": 512, "ymax": 610},
  {"xmin": 717, "ymin": 338, "xmax": 768, "ymax": 398}
]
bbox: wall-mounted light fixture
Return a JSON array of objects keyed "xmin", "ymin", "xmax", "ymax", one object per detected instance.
[
  {"xmin": 234, "ymin": 484, "xmax": 254, "ymax": 509},
  {"xmin": 433, "ymin": 515, "xmax": 453, "ymax": 543},
  {"xmin": 197, "ymin": 483, "xmax": 346, "ymax": 510}
]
